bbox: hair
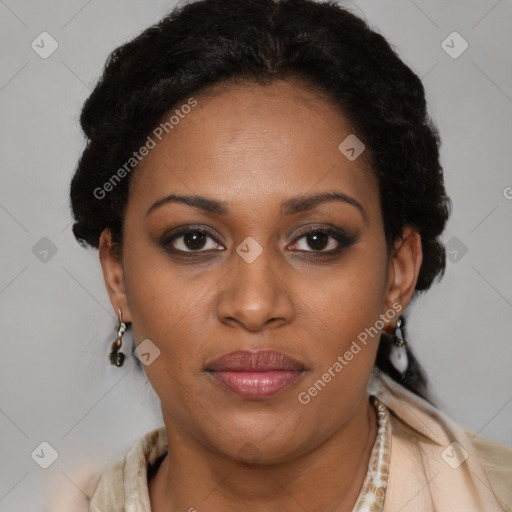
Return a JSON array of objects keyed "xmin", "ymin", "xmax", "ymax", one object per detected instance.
[{"xmin": 69, "ymin": 0, "xmax": 451, "ymax": 401}]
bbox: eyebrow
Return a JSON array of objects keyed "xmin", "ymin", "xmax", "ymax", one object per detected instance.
[{"xmin": 146, "ymin": 191, "xmax": 368, "ymax": 222}]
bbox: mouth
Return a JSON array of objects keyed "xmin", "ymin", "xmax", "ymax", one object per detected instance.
[{"xmin": 205, "ymin": 349, "xmax": 306, "ymax": 400}]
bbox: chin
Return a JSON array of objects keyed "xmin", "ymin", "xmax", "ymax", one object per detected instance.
[{"xmin": 205, "ymin": 411, "xmax": 309, "ymax": 464}]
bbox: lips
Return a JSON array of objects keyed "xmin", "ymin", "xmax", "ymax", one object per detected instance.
[{"xmin": 205, "ymin": 350, "xmax": 306, "ymax": 400}]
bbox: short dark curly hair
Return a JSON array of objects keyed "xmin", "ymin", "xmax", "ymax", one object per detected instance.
[{"xmin": 69, "ymin": 0, "xmax": 451, "ymax": 399}]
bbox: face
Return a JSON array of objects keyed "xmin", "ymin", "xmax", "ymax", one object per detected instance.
[{"xmin": 100, "ymin": 79, "xmax": 421, "ymax": 464}]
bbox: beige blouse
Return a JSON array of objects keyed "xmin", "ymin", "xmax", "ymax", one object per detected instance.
[{"xmin": 48, "ymin": 371, "xmax": 512, "ymax": 511}]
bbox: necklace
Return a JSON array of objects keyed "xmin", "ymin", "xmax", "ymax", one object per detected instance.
[{"xmin": 352, "ymin": 395, "xmax": 391, "ymax": 512}]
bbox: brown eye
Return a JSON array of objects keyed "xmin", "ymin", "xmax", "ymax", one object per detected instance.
[
  {"xmin": 182, "ymin": 231, "xmax": 207, "ymax": 250},
  {"xmin": 162, "ymin": 229, "xmax": 224, "ymax": 253},
  {"xmin": 303, "ymin": 231, "xmax": 330, "ymax": 251},
  {"xmin": 290, "ymin": 227, "xmax": 357, "ymax": 255}
]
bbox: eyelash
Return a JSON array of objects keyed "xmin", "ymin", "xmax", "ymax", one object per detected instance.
[{"xmin": 160, "ymin": 225, "xmax": 357, "ymax": 258}]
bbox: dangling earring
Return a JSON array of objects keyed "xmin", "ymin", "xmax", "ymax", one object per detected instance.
[
  {"xmin": 389, "ymin": 315, "xmax": 408, "ymax": 375},
  {"xmin": 109, "ymin": 308, "xmax": 126, "ymax": 367}
]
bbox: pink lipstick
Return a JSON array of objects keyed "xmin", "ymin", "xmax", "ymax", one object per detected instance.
[{"xmin": 205, "ymin": 350, "xmax": 306, "ymax": 400}]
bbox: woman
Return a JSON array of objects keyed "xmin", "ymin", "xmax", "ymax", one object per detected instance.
[{"xmin": 67, "ymin": 0, "xmax": 512, "ymax": 510}]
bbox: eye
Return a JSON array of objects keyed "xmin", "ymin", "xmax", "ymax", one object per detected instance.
[
  {"xmin": 161, "ymin": 225, "xmax": 356, "ymax": 257},
  {"xmin": 289, "ymin": 226, "xmax": 356, "ymax": 254},
  {"xmin": 162, "ymin": 228, "xmax": 224, "ymax": 253}
]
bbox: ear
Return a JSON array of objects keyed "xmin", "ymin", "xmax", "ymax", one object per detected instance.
[
  {"xmin": 382, "ymin": 224, "xmax": 422, "ymax": 331},
  {"xmin": 99, "ymin": 228, "xmax": 133, "ymax": 323}
]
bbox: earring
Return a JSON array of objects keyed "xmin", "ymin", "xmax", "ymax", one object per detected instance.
[
  {"xmin": 389, "ymin": 315, "xmax": 408, "ymax": 375},
  {"xmin": 109, "ymin": 308, "xmax": 127, "ymax": 367}
]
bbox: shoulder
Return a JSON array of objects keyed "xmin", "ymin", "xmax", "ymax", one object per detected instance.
[
  {"xmin": 371, "ymin": 371, "xmax": 511, "ymax": 511},
  {"xmin": 465, "ymin": 429, "xmax": 512, "ymax": 509},
  {"xmin": 46, "ymin": 427, "xmax": 167, "ymax": 512},
  {"xmin": 89, "ymin": 457, "xmax": 126, "ymax": 512},
  {"xmin": 44, "ymin": 456, "xmax": 125, "ymax": 512},
  {"xmin": 90, "ymin": 426, "xmax": 167, "ymax": 511}
]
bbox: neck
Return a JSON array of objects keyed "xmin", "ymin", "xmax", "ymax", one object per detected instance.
[{"xmin": 149, "ymin": 397, "xmax": 377, "ymax": 512}]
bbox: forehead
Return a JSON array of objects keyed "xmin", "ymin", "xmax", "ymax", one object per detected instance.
[{"xmin": 128, "ymin": 80, "xmax": 379, "ymax": 218}]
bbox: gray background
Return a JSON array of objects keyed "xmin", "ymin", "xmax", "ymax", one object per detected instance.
[{"xmin": 1, "ymin": 0, "xmax": 511, "ymax": 510}]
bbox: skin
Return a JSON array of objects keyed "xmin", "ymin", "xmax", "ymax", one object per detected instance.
[{"xmin": 99, "ymin": 79, "xmax": 422, "ymax": 511}]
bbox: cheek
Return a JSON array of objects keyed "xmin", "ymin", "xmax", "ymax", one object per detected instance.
[
  {"xmin": 120, "ymin": 232, "xmax": 200, "ymax": 365},
  {"xmin": 291, "ymin": 264, "xmax": 387, "ymax": 441},
  {"xmin": 297, "ymin": 240, "xmax": 388, "ymax": 390},
  {"xmin": 122, "ymin": 249, "xmax": 212, "ymax": 417},
  {"xmin": 308, "ymin": 240, "xmax": 388, "ymax": 337},
  {"xmin": 123, "ymin": 252, "xmax": 208, "ymax": 365}
]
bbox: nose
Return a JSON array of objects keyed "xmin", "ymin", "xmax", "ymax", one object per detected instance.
[{"xmin": 215, "ymin": 246, "xmax": 295, "ymax": 332}]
